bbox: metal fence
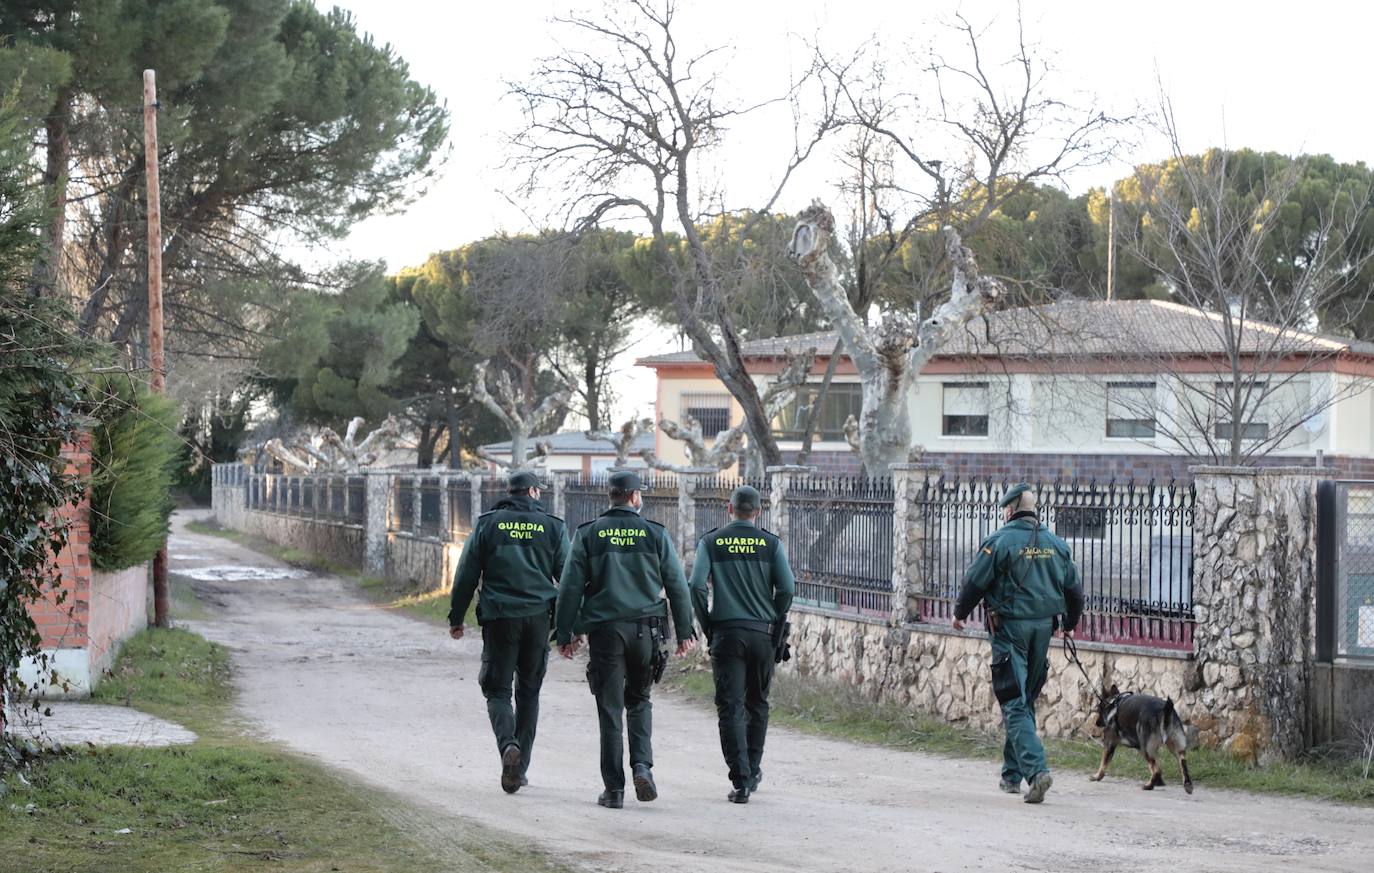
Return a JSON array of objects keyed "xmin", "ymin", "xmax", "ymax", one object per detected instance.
[
  {"xmin": 418, "ymin": 477, "xmax": 443, "ymax": 538},
  {"xmin": 243, "ymin": 473, "xmax": 363, "ymax": 525},
  {"xmin": 480, "ymin": 477, "xmax": 507, "ymax": 514},
  {"xmin": 787, "ymin": 476, "xmax": 895, "ymax": 617},
  {"xmin": 563, "ymin": 472, "xmax": 680, "ymax": 533},
  {"xmin": 392, "ymin": 478, "xmax": 415, "ymax": 533},
  {"xmin": 448, "ymin": 477, "xmax": 474, "ymax": 538},
  {"xmin": 914, "ymin": 477, "xmax": 1195, "ymax": 650},
  {"xmin": 691, "ymin": 474, "xmax": 771, "ymax": 540},
  {"xmin": 1317, "ymin": 481, "xmax": 1374, "ymax": 661}
]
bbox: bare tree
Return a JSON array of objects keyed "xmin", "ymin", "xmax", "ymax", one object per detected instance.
[
  {"xmin": 263, "ymin": 416, "xmax": 402, "ymax": 473},
  {"xmin": 1105, "ymin": 104, "xmax": 1374, "ymax": 465},
  {"xmin": 644, "ymin": 349, "xmax": 813, "ymax": 472},
  {"xmin": 471, "ymin": 360, "xmax": 574, "ymax": 470},
  {"xmin": 586, "ymin": 417, "xmax": 654, "ymax": 468},
  {"xmin": 790, "ymin": 204, "xmax": 1003, "ymax": 474},
  {"xmin": 508, "ymin": 0, "xmax": 836, "ymax": 476}
]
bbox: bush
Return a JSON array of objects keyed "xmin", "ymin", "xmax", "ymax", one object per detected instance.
[{"xmin": 89, "ymin": 379, "xmax": 181, "ymax": 572}]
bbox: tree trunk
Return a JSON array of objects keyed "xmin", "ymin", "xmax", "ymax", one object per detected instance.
[
  {"xmin": 797, "ymin": 339, "xmax": 844, "ymax": 465},
  {"xmin": 416, "ymin": 422, "xmax": 435, "ymax": 468},
  {"xmin": 30, "ymin": 89, "xmax": 73, "ymax": 298},
  {"xmin": 447, "ymin": 393, "xmax": 462, "ymax": 469},
  {"xmin": 859, "ymin": 368, "xmax": 913, "ymax": 475},
  {"xmin": 584, "ymin": 350, "xmax": 602, "ymax": 432}
]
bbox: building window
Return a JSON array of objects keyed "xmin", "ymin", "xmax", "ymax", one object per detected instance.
[
  {"xmin": 942, "ymin": 383, "xmax": 989, "ymax": 437},
  {"xmin": 1213, "ymin": 382, "xmax": 1270, "ymax": 441},
  {"xmin": 681, "ymin": 392, "xmax": 731, "ymax": 437},
  {"xmin": 771, "ymin": 383, "xmax": 863, "ymax": 441},
  {"xmin": 1055, "ymin": 506, "xmax": 1107, "ymax": 539},
  {"xmin": 1106, "ymin": 381, "xmax": 1156, "ymax": 438}
]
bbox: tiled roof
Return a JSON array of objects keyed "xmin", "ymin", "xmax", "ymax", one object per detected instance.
[
  {"xmin": 635, "ymin": 300, "xmax": 1374, "ymax": 365},
  {"xmin": 482, "ymin": 431, "xmax": 656, "ymax": 455}
]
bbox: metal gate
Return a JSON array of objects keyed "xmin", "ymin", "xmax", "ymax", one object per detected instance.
[{"xmin": 1316, "ymin": 480, "xmax": 1374, "ymax": 661}]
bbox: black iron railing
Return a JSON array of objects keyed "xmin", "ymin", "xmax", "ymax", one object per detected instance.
[
  {"xmin": 787, "ymin": 476, "xmax": 895, "ymax": 617},
  {"xmin": 914, "ymin": 477, "xmax": 1195, "ymax": 650},
  {"xmin": 393, "ymin": 478, "xmax": 415, "ymax": 532},
  {"xmin": 448, "ymin": 477, "xmax": 474, "ymax": 537},
  {"xmin": 565, "ymin": 476, "xmax": 608, "ymax": 531},
  {"xmin": 480, "ymin": 477, "xmax": 507, "ymax": 514},
  {"xmin": 690, "ymin": 474, "xmax": 772, "ymax": 543},
  {"xmin": 418, "ymin": 477, "xmax": 443, "ymax": 538}
]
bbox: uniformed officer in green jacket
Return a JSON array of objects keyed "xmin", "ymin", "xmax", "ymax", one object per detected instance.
[
  {"xmin": 554, "ymin": 470, "xmax": 696, "ymax": 809},
  {"xmin": 689, "ymin": 485, "xmax": 795, "ymax": 804},
  {"xmin": 448, "ymin": 470, "xmax": 570, "ymax": 795},
  {"xmin": 953, "ymin": 483, "xmax": 1084, "ymax": 804}
]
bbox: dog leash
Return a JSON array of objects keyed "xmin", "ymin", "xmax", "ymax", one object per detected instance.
[{"xmin": 1062, "ymin": 633, "xmax": 1105, "ymax": 706}]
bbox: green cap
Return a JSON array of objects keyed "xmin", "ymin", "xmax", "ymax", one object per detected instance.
[
  {"xmin": 998, "ymin": 482, "xmax": 1032, "ymax": 509},
  {"xmin": 608, "ymin": 469, "xmax": 648, "ymax": 494},
  {"xmin": 730, "ymin": 485, "xmax": 762, "ymax": 512},
  {"xmin": 507, "ymin": 470, "xmax": 547, "ymax": 492}
]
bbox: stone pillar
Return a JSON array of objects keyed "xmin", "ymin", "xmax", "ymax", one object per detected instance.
[
  {"xmin": 363, "ymin": 471, "xmax": 390, "ymax": 576},
  {"xmin": 889, "ymin": 464, "xmax": 941, "ymax": 627},
  {"xmin": 551, "ymin": 470, "xmax": 570, "ymax": 520},
  {"xmin": 765, "ymin": 465, "xmax": 815, "ymax": 549},
  {"xmin": 437, "ymin": 471, "xmax": 452, "ymax": 541},
  {"xmin": 675, "ymin": 468, "xmax": 719, "ymax": 570},
  {"xmin": 1188, "ymin": 466, "xmax": 1330, "ymax": 762}
]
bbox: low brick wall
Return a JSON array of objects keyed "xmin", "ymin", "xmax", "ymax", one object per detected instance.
[{"xmin": 786, "ymin": 608, "xmax": 1216, "ymax": 744}]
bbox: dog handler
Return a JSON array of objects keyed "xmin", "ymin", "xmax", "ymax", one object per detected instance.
[
  {"xmin": 448, "ymin": 470, "xmax": 570, "ymax": 794},
  {"xmin": 953, "ymin": 483, "xmax": 1084, "ymax": 804},
  {"xmin": 555, "ymin": 470, "xmax": 697, "ymax": 809},
  {"xmin": 689, "ymin": 485, "xmax": 796, "ymax": 803}
]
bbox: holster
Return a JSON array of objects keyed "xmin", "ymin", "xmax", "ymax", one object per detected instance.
[
  {"xmin": 649, "ymin": 617, "xmax": 668, "ymax": 684},
  {"xmin": 985, "ymin": 610, "xmax": 1002, "ymax": 633}
]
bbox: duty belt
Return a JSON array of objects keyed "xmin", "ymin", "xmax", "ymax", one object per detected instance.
[{"xmin": 712, "ymin": 619, "xmax": 774, "ymax": 634}]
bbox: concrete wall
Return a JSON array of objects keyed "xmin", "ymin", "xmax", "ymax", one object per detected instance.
[
  {"xmin": 87, "ymin": 565, "xmax": 150, "ymax": 678},
  {"xmin": 1310, "ymin": 662, "xmax": 1374, "ymax": 747}
]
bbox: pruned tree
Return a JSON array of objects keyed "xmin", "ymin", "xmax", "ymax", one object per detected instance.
[
  {"xmin": 781, "ymin": 10, "xmax": 1119, "ymax": 476},
  {"xmin": 644, "ymin": 348, "xmax": 813, "ymax": 472},
  {"xmin": 471, "ymin": 360, "xmax": 574, "ymax": 470},
  {"xmin": 1100, "ymin": 102, "xmax": 1374, "ymax": 465},
  {"xmin": 586, "ymin": 417, "xmax": 654, "ymax": 469},
  {"xmin": 262, "ymin": 415, "xmax": 403, "ymax": 473},
  {"xmin": 790, "ymin": 203, "xmax": 1002, "ymax": 474},
  {"xmin": 509, "ymin": 0, "xmax": 835, "ymax": 476}
]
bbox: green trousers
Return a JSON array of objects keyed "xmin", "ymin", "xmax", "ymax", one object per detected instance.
[
  {"xmin": 710, "ymin": 627, "xmax": 775, "ymax": 789},
  {"xmin": 990, "ymin": 617, "xmax": 1053, "ymax": 784},
  {"xmin": 586, "ymin": 620, "xmax": 658, "ymax": 790},
  {"xmin": 478, "ymin": 611, "xmax": 550, "ymax": 775}
]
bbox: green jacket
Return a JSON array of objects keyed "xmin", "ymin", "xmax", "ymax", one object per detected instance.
[
  {"xmin": 954, "ymin": 514, "xmax": 1085, "ymax": 627},
  {"xmin": 448, "ymin": 494, "xmax": 570, "ymax": 627},
  {"xmin": 554, "ymin": 505, "xmax": 694, "ymax": 645},
  {"xmin": 688, "ymin": 520, "xmax": 795, "ymax": 639}
]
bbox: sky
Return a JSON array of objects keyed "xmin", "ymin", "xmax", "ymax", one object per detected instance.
[{"xmin": 315, "ymin": 0, "xmax": 1374, "ymax": 424}]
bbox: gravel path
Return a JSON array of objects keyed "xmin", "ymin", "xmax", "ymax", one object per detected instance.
[{"xmin": 172, "ymin": 511, "xmax": 1374, "ymax": 873}]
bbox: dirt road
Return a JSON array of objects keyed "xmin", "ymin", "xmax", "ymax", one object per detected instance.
[{"xmin": 172, "ymin": 512, "xmax": 1374, "ymax": 873}]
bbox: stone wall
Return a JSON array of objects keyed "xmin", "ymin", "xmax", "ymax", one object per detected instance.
[
  {"xmin": 787, "ymin": 609, "xmax": 1191, "ymax": 740},
  {"xmin": 232, "ymin": 508, "xmax": 366, "ymax": 571},
  {"xmin": 1187, "ymin": 467, "xmax": 1326, "ymax": 762},
  {"xmin": 385, "ymin": 533, "xmax": 464, "ymax": 592}
]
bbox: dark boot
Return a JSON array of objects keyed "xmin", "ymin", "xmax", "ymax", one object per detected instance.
[
  {"xmin": 632, "ymin": 763, "xmax": 658, "ymax": 802},
  {"xmin": 749, "ymin": 769, "xmax": 763, "ymax": 792},
  {"xmin": 727, "ymin": 785, "xmax": 750, "ymax": 804},
  {"xmin": 597, "ymin": 789, "xmax": 624, "ymax": 809},
  {"xmin": 501, "ymin": 745, "xmax": 522, "ymax": 794}
]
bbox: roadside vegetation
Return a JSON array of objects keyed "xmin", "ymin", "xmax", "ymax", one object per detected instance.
[
  {"xmin": 665, "ymin": 665, "xmax": 1374, "ymax": 806},
  {"xmin": 0, "ymin": 626, "xmax": 567, "ymax": 872}
]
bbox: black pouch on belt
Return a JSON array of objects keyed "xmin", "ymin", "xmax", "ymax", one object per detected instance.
[{"xmin": 990, "ymin": 654, "xmax": 1021, "ymax": 705}]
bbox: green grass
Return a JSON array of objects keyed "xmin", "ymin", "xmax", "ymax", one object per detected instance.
[
  {"xmin": 664, "ymin": 665, "xmax": 1374, "ymax": 806},
  {"xmin": 2, "ymin": 628, "xmax": 571, "ymax": 873}
]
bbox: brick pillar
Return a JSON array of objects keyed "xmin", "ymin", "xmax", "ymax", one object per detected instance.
[
  {"xmin": 1188, "ymin": 465, "xmax": 1329, "ymax": 762},
  {"xmin": 765, "ymin": 465, "xmax": 814, "ymax": 550},
  {"xmin": 890, "ymin": 464, "xmax": 940, "ymax": 626},
  {"xmin": 363, "ymin": 471, "xmax": 390, "ymax": 576}
]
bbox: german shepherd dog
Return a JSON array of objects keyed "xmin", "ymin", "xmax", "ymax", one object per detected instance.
[{"xmin": 1090, "ymin": 684, "xmax": 1194, "ymax": 794}]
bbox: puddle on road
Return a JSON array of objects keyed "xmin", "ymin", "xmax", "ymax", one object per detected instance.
[{"xmin": 177, "ymin": 565, "xmax": 310, "ymax": 582}]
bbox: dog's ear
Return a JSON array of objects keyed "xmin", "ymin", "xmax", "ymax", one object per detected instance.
[{"xmin": 1107, "ymin": 683, "xmax": 1120, "ymax": 697}]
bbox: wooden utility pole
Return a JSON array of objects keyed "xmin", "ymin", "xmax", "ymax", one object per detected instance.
[{"xmin": 144, "ymin": 69, "xmax": 170, "ymax": 628}]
